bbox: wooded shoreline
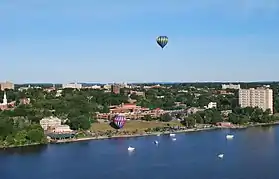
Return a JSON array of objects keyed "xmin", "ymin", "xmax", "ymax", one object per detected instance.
[{"xmin": 2, "ymin": 121, "xmax": 279, "ymax": 149}]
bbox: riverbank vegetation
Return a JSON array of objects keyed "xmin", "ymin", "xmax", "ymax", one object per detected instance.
[{"xmin": 1, "ymin": 82, "xmax": 279, "ymax": 147}]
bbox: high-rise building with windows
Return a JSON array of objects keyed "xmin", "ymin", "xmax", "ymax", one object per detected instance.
[{"xmin": 239, "ymin": 87, "xmax": 273, "ymax": 114}]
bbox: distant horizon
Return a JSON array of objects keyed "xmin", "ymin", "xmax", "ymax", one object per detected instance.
[{"xmin": 11, "ymin": 81, "xmax": 279, "ymax": 85}]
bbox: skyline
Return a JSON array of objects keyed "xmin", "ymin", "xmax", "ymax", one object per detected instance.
[{"xmin": 1, "ymin": 0, "xmax": 279, "ymax": 83}]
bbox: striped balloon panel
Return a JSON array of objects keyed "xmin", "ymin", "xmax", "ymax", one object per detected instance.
[
  {"xmin": 113, "ymin": 115, "xmax": 126, "ymax": 128},
  {"xmin": 156, "ymin": 36, "xmax": 168, "ymax": 48}
]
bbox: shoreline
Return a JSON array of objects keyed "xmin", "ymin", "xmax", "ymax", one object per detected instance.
[
  {"xmin": 2, "ymin": 121, "xmax": 279, "ymax": 149},
  {"xmin": 53, "ymin": 127, "xmax": 217, "ymax": 144},
  {"xmin": 51, "ymin": 121, "xmax": 279, "ymax": 144}
]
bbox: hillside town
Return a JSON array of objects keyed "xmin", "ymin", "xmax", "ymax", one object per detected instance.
[{"xmin": 0, "ymin": 81, "xmax": 279, "ymax": 147}]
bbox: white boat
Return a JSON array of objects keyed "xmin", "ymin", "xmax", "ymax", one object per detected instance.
[
  {"xmin": 154, "ymin": 140, "xmax": 159, "ymax": 144},
  {"xmin": 172, "ymin": 138, "xmax": 177, "ymax": 141},
  {"xmin": 170, "ymin": 133, "xmax": 176, "ymax": 137},
  {"xmin": 157, "ymin": 134, "xmax": 160, "ymax": 136},
  {"xmin": 128, "ymin": 146, "xmax": 135, "ymax": 151},
  {"xmin": 226, "ymin": 135, "xmax": 234, "ymax": 139},
  {"xmin": 218, "ymin": 154, "xmax": 224, "ymax": 158}
]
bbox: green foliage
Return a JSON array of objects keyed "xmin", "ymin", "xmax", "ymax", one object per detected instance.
[
  {"xmin": 68, "ymin": 115, "xmax": 91, "ymax": 130},
  {"xmin": 27, "ymin": 128, "xmax": 45, "ymax": 143},
  {"xmin": 182, "ymin": 116, "xmax": 196, "ymax": 128},
  {"xmin": 2, "ymin": 83, "xmax": 279, "ymax": 147},
  {"xmin": 159, "ymin": 113, "xmax": 172, "ymax": 122},
  {"xmin": 228, "ymin": 107, "xmax": 275, "ymax": 124},
  {"xmin": 142, "ymin": 115, "xmax": 153, "ymax": 121}
]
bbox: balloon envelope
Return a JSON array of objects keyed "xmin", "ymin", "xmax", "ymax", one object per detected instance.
[
  {"xmin": 113, "ymin": 115, "xmax": 126, "ymax": 128},
  {"xmin": 156, "ymin": 36, "xmax": 168, "ymax": 49}
]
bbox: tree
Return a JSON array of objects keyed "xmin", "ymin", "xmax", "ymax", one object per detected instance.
[
  {"xmin": 228, "ymin": 113, "xmax": 239, "ymax": 124},
  {"xmin": 5, "ymin": 135, "xmax": 15, "ymax": 145},
  {"xmin": 183, "ymin": 116, "xmax": 196, "ymax": 128},
  {"xmin": 211, "ymin": 110, "xmax": 223, "ymax": 123},
  {"xmin": 159, "ymin": 113, "xmax": 172, "ymax": 122},
  {"xmin": 192, "ymin": 113, "xmax": 203, "ymax": 124},
  {"xmin": 27, "ymin": 129, "xmax": 46, "ymax": 143},
  {"xmin": 68, "ymin": 115, "xmax": 91, "ymax": 130},
  {"xmin": 142, "ymin": 115, "xmax": 153, "ymax": 121},
  {"xmin": 14, "ymin": 130, "xmax": 27, "ymax": 145}
]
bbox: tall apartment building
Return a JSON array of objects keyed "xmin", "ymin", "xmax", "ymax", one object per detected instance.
[
  {"xmin": 62, "ymin": 82, "xmax": 82, "ymax": 89},
  {"xmin": 239, "ymin": 87, "xmax": 273, "ymax": 114},
  {"xmin": 222, "ymin": 84, "xmax": 241, "ymax": 90},
  {"xmin": 111, "ymin": 84, "xmax": 121, "ymax": 94},
  {"xmin": 0, "ymin": 81, "xmax": 14, "ymax": 91}
]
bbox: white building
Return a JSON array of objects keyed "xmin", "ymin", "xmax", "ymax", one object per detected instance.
[
  {"xmin": 53, "ymin": 125, "xmax": 72, "ymax": 133},
  {"xmin": 239, "ymin": 87, "xmax": 273, "ymax": 114},
  {"xmin": 40, "ymin": 116, "xmax": 62, "ymax": 130},
  {"xmin": 222, "ymin": 84, "xmax": 241, "ymax": 90},
  {"xmin": 91, "ymin": 85, "xmax": 101, "ymax": 89},
  {"xmin": 0, "ymin": 92, "xmax": 8, "ymax": 110},
  {"xmin": 103, "ymin": 84, "xmax": 111, "ymax": 90},
  {"xmin": 62, "ymin": 83, "xmax": 82, "ymax": 89},
  {"xmin": 207, "ymin": 102, "xmax": 217, "ymax": 109},
  {"xmin": 2, "ymin": 92, "xmax": 7, "ymax": 105}
]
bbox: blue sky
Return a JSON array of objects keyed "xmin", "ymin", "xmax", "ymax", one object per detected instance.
[{"xmin": 1, "ymin": 0, "xmax": 279, "ymax": 83}]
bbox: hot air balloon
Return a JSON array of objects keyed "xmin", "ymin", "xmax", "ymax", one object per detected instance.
[
  {"xmin": 113, "ymin": 115, "xmax": 126, "ymax": 129},
  {"xmin": 156, "ymin": 36, "xmax": 168, "ymax": 49}
]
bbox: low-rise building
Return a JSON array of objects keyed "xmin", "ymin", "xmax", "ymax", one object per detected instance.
[
  {"xmin": 109, "ymin": 103, "xmax": 149, "ymax": 113},
  {"xmin": 130, "ymin": 91, "xmax": 145, "ymax": 97},
  {"xmin": 62, "ymin": 83, "xmax": 82, "ymax": 89},
  {"xmin": 19, "ymin": 98, "xmax": 31, "ymax": 105},
  {"xmin": 216, "ymin": 122, "xmax": 234, "ymax": 127},
  {"xmin": 221, "ymin": 84, "xmax": 241, "ymax": 90},
  {"xmin": 52, "ymin": 125, "xmax": 72, "ymax": 133},
  {"xmin": 186, "ymin": 107, "xmax": 204, "ymax": 115},
  {"xmin": 40, "ymin": 116, "xmax": 62, "ymax": 130},
  {"xmin": 207, "ymin": 102, "xmax": 217, "ymax": 109},
  {"xmin": 96, "ymin": 106, "xmax": 165, "ymax": 120}
]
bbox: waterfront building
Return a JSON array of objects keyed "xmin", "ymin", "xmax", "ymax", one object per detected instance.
[
  {"xmin": 239, "ymin": 87, "xmax": 273, "ymax": 114},
  {"xmin": 52, "ymin": 125, "xmax": 72, "ymax": 133},
  {"xmin": 40, "ymin": 116, "xmax": 62, "ymax": 130}
]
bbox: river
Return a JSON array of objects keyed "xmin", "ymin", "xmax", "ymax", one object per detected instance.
[{"xmin": 1, "ymin": 125, "xmax": 279, "ymax": 179}]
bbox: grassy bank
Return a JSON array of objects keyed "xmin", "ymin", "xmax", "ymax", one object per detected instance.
[{"xmin": 90, "ymin": 120, "xmax": 183, "ymax": 132}]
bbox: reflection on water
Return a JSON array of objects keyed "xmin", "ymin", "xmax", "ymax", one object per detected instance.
[
  {"xmin": 259, "ymin": 125, "xmax": 274, "ymax": 133},
  {"xmin": 0, "ymin": 144, "xmax": 47, "ymax": 155}
]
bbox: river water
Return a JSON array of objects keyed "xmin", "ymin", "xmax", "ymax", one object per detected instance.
[{"xmin": 1, "ymin": 126, "xmax": 279, "ymax": 179}]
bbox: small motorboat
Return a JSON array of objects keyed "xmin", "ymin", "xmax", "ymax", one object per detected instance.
[
  {"xmin": 128, "ymin": 146, "xmax": 135, "ymax": 151},
  {"xmin": 226, "ymin": 135, "xmax": 234, "ymax": 139},
  {"xmin": 157, "ymin": 134, "xmax": 160, "ymax": 136},
  {"xmin": 154, "ymin": 140, "xmax": 159, "ymax": 144},
  {"xmin": 172, "ymin": 138, "xmax": 177, "ymax": 141},
  {"xmin": 170, "ymin": 133, "xmax": 176, "ymax": 137},
  {"xmin": 218, "ymin": 154, "xmax": 224, "ymax": 158}
]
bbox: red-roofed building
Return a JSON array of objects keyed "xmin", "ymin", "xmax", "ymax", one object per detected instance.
[{"xmin": 109, "ymin": 103, "xmax": 149, "ymax": 113}]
